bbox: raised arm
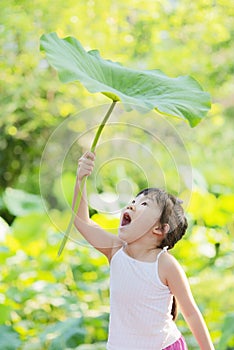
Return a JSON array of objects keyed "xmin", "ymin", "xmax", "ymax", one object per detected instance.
[
  {"xmin": 162, "ymin": 253, "xmax": 215, "ymax": 350},
  {"xmin": 73, "ymin": 151, "xmax": 122, "ymax": 261}
]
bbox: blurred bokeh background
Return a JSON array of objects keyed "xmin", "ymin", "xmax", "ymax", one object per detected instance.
[{"xmin": 0, "ymin": 1, "xmax": 233, "ymax": 349}]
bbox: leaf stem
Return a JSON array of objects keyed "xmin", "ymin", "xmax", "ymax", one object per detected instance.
[
  {"xmin": 57, "ymin": 101, "xmax": 117, "ymax": 257},
  {"xmin": 90, "ymin": 100, "xmax": 117, "ymax": 152}
]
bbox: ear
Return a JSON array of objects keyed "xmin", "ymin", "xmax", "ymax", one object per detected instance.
[{"xmin": 152, "ymin": 223, "xmax": 170, "ymax": 236}]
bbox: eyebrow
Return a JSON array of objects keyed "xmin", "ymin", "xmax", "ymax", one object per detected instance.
[
  {"xmin": 145, "ymin": 197, "xmax": 154, "ymax": 202},
  {"xmin": 140, "ymin": 197, "xmax": 154, "ymax": 202}
]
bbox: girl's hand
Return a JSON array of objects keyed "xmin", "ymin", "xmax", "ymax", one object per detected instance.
[{"xmin": 77, "ymin": 151, "xmax": 95, "ymax": 181}]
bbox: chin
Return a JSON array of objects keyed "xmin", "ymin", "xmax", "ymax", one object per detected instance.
[
  {"xmin": 118, "ymin": 227, "xmax": 127, "ymax": 240},
  {"xmin": 118, "ymin": 227, "xmax": 123, "ymax": 237},
  {"xmin": 118, "ymin": 228, "xmax": 132, "ymax": 245}
]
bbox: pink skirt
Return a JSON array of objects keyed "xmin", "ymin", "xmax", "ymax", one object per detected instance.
[{"xmin": 163, "ymin": 336, "xmax": 188, "ymax": 350}]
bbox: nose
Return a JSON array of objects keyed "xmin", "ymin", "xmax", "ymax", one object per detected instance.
[{"xmin": 127, "ymin": 204, "xmax": 135, "ymax": 211}]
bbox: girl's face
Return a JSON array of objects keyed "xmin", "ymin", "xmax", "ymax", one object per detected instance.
[{"xmin": 118, "ymin": 193, "xmax": 162, "ymax": 243}]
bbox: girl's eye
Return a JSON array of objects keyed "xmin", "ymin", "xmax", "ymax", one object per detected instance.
[{"xmin": 141, "ymin": 202, "xmax": 148, "ymax": 206}]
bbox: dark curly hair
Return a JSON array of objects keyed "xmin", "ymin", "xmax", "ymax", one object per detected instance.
[{"xmin": 136, "ymin": 188, "xmax": 188, "ymax": 249}]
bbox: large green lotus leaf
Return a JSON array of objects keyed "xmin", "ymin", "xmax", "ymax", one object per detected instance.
[{"xmin": 40, "ymin": 32, "xmax": 211, "ymax": 127}]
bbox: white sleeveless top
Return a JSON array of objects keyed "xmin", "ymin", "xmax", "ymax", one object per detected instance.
[{"xmin": 107, "ymin": 247, "xmax": 181, "ymax": 350}]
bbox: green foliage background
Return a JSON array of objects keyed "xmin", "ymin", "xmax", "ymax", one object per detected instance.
[{"xmin": 0, "ymin": 1, "xmax": 233, "ymax": 349}]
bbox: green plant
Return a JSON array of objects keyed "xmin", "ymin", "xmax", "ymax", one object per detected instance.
[{"xmin": 40, "ymin": 32, "xmax": 211, "ymax": 256}]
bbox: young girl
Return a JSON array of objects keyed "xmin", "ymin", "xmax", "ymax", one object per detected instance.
[{"xmin": 73, "ymin": 151, "xmax": 215, "ymax": 350}]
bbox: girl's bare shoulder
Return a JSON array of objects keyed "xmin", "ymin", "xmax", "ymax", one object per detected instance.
[
  {"xmin": 161, "ymin": 250, "xmax": 181, "ymax": 266},
  {"xmin": 159, "ymin": 251, "xmax": 184, "ymax": 286}
]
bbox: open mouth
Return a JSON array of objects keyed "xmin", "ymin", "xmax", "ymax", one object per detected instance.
[{"xmin": 121, "ymin": 212, "xmax": 132, "ymax": 226}]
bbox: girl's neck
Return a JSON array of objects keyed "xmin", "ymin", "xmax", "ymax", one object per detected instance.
[{"xmin": 123, "ymin": 242, "xmax": 160, "ymax": 262}]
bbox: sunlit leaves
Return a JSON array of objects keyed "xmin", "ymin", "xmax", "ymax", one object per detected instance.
[{"xmin": 187, "ymin": 190, "xmax": 234, "ymax": 227}]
